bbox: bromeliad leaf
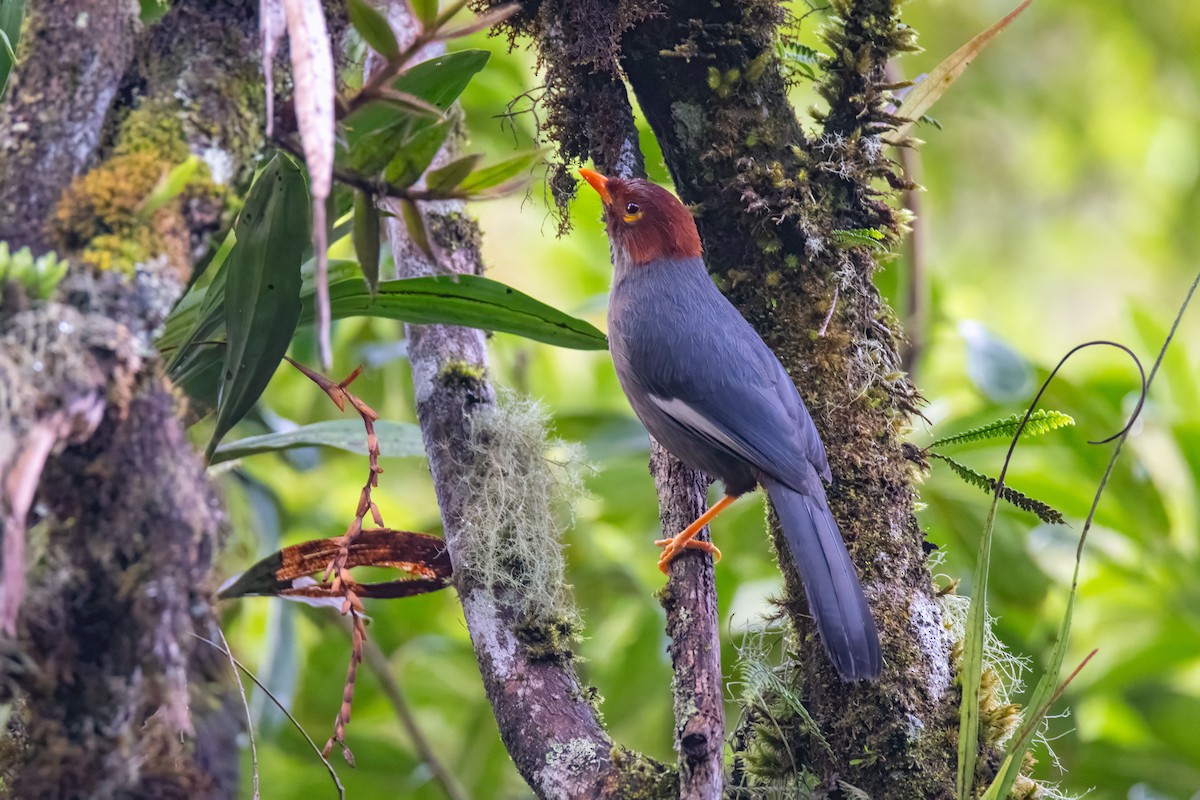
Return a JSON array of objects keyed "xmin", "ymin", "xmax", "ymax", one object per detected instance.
[
  {"xmin": 346, "ymin": 0, "xmax": 399, "ymax": 58},
  {"xmin": 210, "ymin": 419, "xmax": 424, "ymax": 465},
  {"xmin": 300, "ymin": 274, "xmax": 609, "ymax": 351},
  {"xmin": 928, "ymin": 409, "xmax": 1075, "ymax": 449},
  {"xmin": 205, "ymin": 153, "xmax": 309, "ymax": 461}
]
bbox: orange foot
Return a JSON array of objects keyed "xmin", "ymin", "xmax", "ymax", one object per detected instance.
[
  {"xmin": 654, "ymin": 494, "xmax": 736, "ymax": 574},
  {"xmin": 655, "ymin": 534, "xmax": 722, "ymax": 573}
]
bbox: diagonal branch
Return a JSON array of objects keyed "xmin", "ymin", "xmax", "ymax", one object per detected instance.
[{"xmin": 367, "ymin": 5, "xmax": 674, "ymax": 797}]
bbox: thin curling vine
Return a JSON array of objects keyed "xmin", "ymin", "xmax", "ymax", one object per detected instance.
[{"xmin": 957, "ymin": 339, "xmax": 1147, "ymax": 800}]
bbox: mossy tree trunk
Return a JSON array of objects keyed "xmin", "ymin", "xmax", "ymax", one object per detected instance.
[
  {"xmin": 485, "ymin": 0, "xmax": 984, "ymax": 796},
  {"xmin": 0, "ymin": 2, "xmax": 268, "ymax": 796}
]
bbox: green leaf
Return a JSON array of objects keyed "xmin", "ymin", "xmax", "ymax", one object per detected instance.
[
  {"xmin": 352, "ymin": 190, "xmax": 381, "ymax": 295},
  {"xmin": 928, "ymin": 409, "xmax": 1075, "ymax": 449},
  {"xmin": 425, "ymin": 153, "xmax": 481, "ymax": 193},
  {"xmin": 0, "ymin": 0, "xmax": 25, "ymax": 99},
  {"xmin": 140, "ymin": 155, "xmax": 203, "ymax": 218},
  {"xmin": 459, "ymin": 151, "xmax": 540, "ymax": 193},
  {"xmin": 886, "ymin": 0, "xmax": 1032, "ymax": 145},
  {"xmin": 410, "ymin": 0, "xmax": 438, "ymax": 26},
  {"xmin": 383, "ymin": 120, "xmax": 450, "ymax": 186},
  {"xmin": 341, "ymin": 50, "xmax": 487, "ymax": 176},
  {"xmin": 210, "ymin": 419, "xmax": 425, "ymax": 464},
  {"xmin": 205, "ymin": 153, "xmax": 309, "ymax": 460},
  {"xmin": 346, "ymin": 0, "xmax": 399, "ymax": 58},
  {"xmin": 399, "ymin": 197, "xmax": 433, "ymax": 260},
  {"xmin": 302, "ymin": 274, "xmax": 609, "ymax": 350},
  {"xmin": 391, "ymin": 49, "xmax": 489, "ymax": 112},
  {"xmin": 930, "ymin": 453, "xmax": 1065, "ymax": 525}
]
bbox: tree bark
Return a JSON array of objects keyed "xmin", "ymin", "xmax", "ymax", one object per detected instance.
[
  {"xmin": 482, "ymin": 0, "xmax": 974, "ymax": 796},
  {"xmin": 0, "ymin": 1, "xmax": 267, "ymax": 796},
  {"xmin": 372, "ymin": 7, "xmax": 676, "ymax": 798}
]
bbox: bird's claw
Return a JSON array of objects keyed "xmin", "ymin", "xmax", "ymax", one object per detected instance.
[{"xmin": 655, "ymin": 535, "xmax": 722, "ymax": 573}]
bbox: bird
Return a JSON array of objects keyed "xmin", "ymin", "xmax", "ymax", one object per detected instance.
[{"xmin": 579, "ymin": 167, "xmax": 882, "ymax": 681}]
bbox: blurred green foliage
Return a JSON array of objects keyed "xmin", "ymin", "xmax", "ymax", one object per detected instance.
[{"xmin": 213, "ymin": 2, "xmax": 1200, "ymax": 798}]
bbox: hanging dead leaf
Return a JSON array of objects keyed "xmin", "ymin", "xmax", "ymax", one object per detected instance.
[{"xmin": 218, "ymin": 529, "xmax": 453, "ymax": 602}]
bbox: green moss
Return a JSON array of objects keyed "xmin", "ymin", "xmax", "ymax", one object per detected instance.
[
  {"xmin": 114, "ymin": 101, "xmax": 190, "ymax": 163},
  {"xmin": 604, "ymin": 746, "xmax": 677, "ymax": 799},
  {"xmin": 513, "ymin": 612, "xmax": 581, "ymax": 662},
  {"xmin": 438, "ymin": 358, "xmax": 488, "ymax": 390}
]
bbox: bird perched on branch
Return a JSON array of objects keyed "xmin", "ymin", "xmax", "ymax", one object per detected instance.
[{"xmin": 579, "ymin": 168, "xmax": 881, "ymax": 681}]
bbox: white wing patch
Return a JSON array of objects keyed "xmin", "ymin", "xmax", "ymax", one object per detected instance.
[{"xmin": 648, "ymin": 394, "xmax": 747, "ymax": 457}]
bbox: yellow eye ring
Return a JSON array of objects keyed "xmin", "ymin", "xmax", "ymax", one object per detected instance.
[{"xmin": 623, "ymin": 201, "xmax": 642, "ymax": 223}]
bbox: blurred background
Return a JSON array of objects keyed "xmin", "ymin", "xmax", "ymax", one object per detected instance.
[{"xmin": 219, "ymin": 0, "xmax": 1200, "ymax": 796}]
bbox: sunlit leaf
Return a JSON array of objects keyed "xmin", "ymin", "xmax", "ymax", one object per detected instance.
[
  {"xmin": 210, "ymin": 419, "xmax": 424, "ymax": 464},
  {"xmin": 928, "ymin": 409, "xmax": 1075, "ymax": 449},
  {"xmin": 139, "ymin": 155, "xmax": 204, "ymax": 218},
  {"xmin": 886, "ymin": 0, "xmax": 1033, "ymax": 144},
  {"xmin": 410, "ymin": 0, "xmax": 438, "ymax": 27},
  {"xmin": 459, "ymin": 151, "xmax": 540, "ymax": 193},
  {"xmin": 301, "ymin": 274, "xmax": 609, "ymax": 350},
  {"xmin": 346, "ymin": 0, "xmax": 399, "ymax": 58},
  {"xmin": 205, "ymin": 153, "xmax": 309, "ymax": 460}
]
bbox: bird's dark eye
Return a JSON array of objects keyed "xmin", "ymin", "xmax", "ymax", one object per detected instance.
[{"xmin": 623, "ymin": 202, "xmax": 643, "ymax": 222}]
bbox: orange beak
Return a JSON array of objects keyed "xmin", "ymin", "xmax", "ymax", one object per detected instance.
[{"xmin": 578, "ymin": 167, "xmax": 612, "ymax": 206}]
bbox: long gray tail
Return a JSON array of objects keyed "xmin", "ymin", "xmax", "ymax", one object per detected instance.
[{"xmin": 763, "ymin": 478, "xmax": 881, "ymax": 681}]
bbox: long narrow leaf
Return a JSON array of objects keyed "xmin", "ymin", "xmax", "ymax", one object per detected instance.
[
  {"xmin": 302, "ymin": 274, "xmax": 608, "ymax": 350},
  {"xmin": 887, "ymin": 0, "xmax": 1033, "ymax": 144},
  {"xmin": 210, "ymin": 419, "xmax": 424, "ymax": 464},
  {"xmin": 206, "ymin": 153, "xmax": 309, "ymax": 460},
  {"xmin": 0, "ymin": 0, "xmax": 25, "ymax": 99}
]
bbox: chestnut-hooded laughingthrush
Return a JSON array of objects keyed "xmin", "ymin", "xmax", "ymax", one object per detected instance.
[{"xmin": 580, "ymin": 168, "xmax": 882, "ymax": 681}]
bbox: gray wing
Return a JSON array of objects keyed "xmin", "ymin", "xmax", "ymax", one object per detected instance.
[{"xmin": 619, "ymin": 273, "xmax": 831, "ymax": 495}]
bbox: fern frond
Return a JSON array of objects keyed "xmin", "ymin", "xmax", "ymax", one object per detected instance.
[
  {"xmin": 831, "ymin": 228, "xmax": 888, "ymax": 250},
  {"xmin": 930, "ymin": 453, "xmax": 1066, "ymax": 525},
  {"xmin": 929, "ymin": 409, "xmax": 1075, "ymax": 449}
]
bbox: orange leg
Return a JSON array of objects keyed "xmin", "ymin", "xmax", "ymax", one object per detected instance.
[{"xmin": 655, "ymin": 494, "xmax": 737, "ymax": 573}]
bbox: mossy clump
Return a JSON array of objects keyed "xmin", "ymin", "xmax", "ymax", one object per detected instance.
[
  {"xmin": 513, "ymin": 611, "xmax": 582, "ymax": 662},
  {"xmin": 603, "ymin": 745, "xmax": 678, "ymax": 800},
  {"xmin": 114, "ymin": 101, "xmax": 190, "ymax": 163},
  {"xmin": 458, "ymin": 392, "xmax": 587, "ymax": 634},
  {"xmin": 51, "ymin": 152, "xmax": 164, "ymax": 274}
]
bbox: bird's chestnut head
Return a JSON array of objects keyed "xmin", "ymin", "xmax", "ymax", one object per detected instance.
[{"xmin": 578, "ymin": 168, "xmax": 702, "ymax": 266}]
